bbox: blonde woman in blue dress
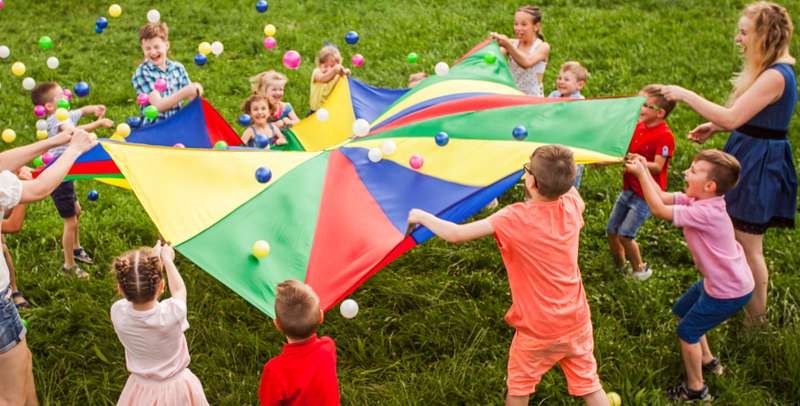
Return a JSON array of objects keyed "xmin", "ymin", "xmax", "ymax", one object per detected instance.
[{"xmin": 491, "ymin": 5, "xmax": 550, "ymax": 96}]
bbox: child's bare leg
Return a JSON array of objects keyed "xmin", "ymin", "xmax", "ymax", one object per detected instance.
[
  {"xmin": 505, "ymin": 394, "xmax": 529, "ymax": 406},
  {"xmin": 699, "ymin": 336, "xmax": 713, "ymax": 364},
  {"xmin": 4, "ymin": 241, "xmax": 16, "ymax": 292},
  {"xmin": 607, "ymin": 234, "xmax": 625, "ymax": 268},
  {"xmin": 619, "ymin": 236, "xmax": 643, "ymax": 271},
  {"xmin": 73, "ymin": 202, "xmax": 82, "ymax": 250},
  {"xmin": 582, "ymin": 389, "xmax": 608, "ymax": 406},
  {"xmin": 735, "ymin": 230, "xmax": 768, "ymax": 325},
  {"xmin": 680, "ymin": 339, "xmax": 704, "ymax": 391},
  {"xmin": 0, "ymin": 338, "xmax": 37, "ymax": 406},
  {"xmin": 62, "ymin": 216, "xmax": 77, "ymax": 267}
]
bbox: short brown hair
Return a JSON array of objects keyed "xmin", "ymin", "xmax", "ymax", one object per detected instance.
[
  {"xmin": 112, "ymin": 247, "xmax": 163, "ymax": 304},
  {"xmin": 139, "ymin": 22, "xmax": 169, "ymax": 42},
  {"xmin": 249, "ymin": 70, "xmax": 288, "ymax": 96},
  {"xmin": 528, "ymin": 144, "xmax": 575, "ymax": 199},
  {"xmin": 275, "ymin": 280, "xmax": 321, "ymax": 340},
  {"xmin": 316, "ymin": 45, "xmax": 342, "ymax": 65},
  {"xmin": 640, "ymin": 84, "xmax": 676, "ymax": 118},
  {"xmin": 31, "ymin": 82, "xmax": 58, "ymax": 106},
  {"xmin": 693, "ymin": 149, "xmax": 741, "ymax": 195},
  {"xmin": 241, "ymin": 94, "xmax": 274, "ymax": 115},
  {"xmin": 560, "ymin": 61, "xmax": 589, "ymax": 82}
]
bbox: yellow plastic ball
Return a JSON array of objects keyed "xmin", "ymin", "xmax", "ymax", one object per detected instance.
[
  {"xmin": 36, "ymin": 130, "xmax": 48, "ymax": 140},
  {"xmin": 116, "ymin": 123, "xmax": 131, "ymax": 137},
  {"xmin": 2, "ymin": 129, "xmax": 16, "ymax": 144},
  {"xmin": 264, "ymin": 24, "xmax": 276, "ymax": 37},
  {"xmin": 55, "ymin": 108, "xmax": 69, "ymax": 122},
  {"xmin": 11, "ymin": 62, "xmax": 25, "ymax": 77},
  {"xmin": 608, "ymin": 392, "xmax": 621, "ymax": 406},
  {"xmin": 108, "ymin": 4, "xmax": 122, "ymax": 17},
  {"xmin": 198, "ymin": 42, "xmax": 212, "ymax": 56},
  {"xmin": 110, "ymin": 133, "xmax": 126, "ymax": 142},
  {"xmin": 252, "ymin": 240, "xmax": 270, "ymax": 258}
]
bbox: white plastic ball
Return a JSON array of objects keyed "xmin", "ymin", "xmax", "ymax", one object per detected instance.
[
  {"xmin": 381, "ymin": 140, "xmax": 397, "ymax": 155},
  {"xmin": 352, "ymin": 118, "xmax": 370, "ymax": 138},
  {"xmin": 35, "ymin": 119, "xmax": 47, "ymax": 131},
  {"xmin": 367, "ymin": 147, "xmax": 383, "ymax": 163},
  {"xmin": 315, "ymin": 108, "xmax": 329, "ymax": 122},
  {"xmin": 211, "ymin": 41, "xmax": 224, "ymax": 56},
  {"xmin": 46, "ymin": 56, "xmax": 59, "ymax": 70},
  {"xmin": 434, "ymin": 62, "xmax": 450, "ymax": 76},
  {"xmin": 0, "ymin": 45, "xmax": 9, "ymax": 59},
  {"xmin": 340, "ymin": 299, "xmax": 359, "ymax": 319},
  {"xmin": 147, "ymin": 9, "xmax": 160, "ymax": 23},
  {"xmin": 22, "ymin": 77, "xmax": 36, "ymax": 91}
]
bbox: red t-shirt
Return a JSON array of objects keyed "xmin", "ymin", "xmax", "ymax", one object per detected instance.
[
  {"xmin": 259, "ymin": 335, "xmax": 340, "ymax": 406},
  {"xmin": 623, "ymin": 121, "xmax": 675, "ymax": 198}
]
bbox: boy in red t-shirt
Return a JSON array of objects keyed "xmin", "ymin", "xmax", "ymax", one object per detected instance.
[
  {"xmin": 259, "ymin": 280, "xmax": 340, "ymax": 406},
  {"xmin": 409, "ymin": 145, "xmax": 608, "ymax": 406},
  {"xmin": 606, "ymin": 85, "xmax": 676, "ymax": 281}
]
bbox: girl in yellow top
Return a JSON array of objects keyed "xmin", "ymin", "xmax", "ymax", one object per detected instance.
[{"xmin": 309, "ymin": 45, "xmax": 350, "ymax": 113}]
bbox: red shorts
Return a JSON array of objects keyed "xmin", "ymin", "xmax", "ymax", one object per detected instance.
[{"xmin": 507, "ymin": 322, "xmax": 602, "ymax": 397}]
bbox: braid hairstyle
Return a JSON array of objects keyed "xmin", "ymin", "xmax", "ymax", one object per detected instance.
[
  {"xmin": 113, "ymin": 248, "xmax": 164, "ymax": 304},
  {"xmin": 517, "ymin": 5, "xmax": 544, "ymax": 41}
]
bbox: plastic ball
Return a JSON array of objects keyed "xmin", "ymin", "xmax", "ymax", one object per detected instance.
[
  {"xmin": 87, "ymin": 190, "xmax": 99, "ymax": 201},
  {"xmin": 42, "ymin": 152, "xmax": 55, "ymax": 165},
  {"xmin": 173, "ymin": 143, "xmax": 185, "ymax": 148},
  {"xmin": 254, "ymin": 134, "xmax": 270, "ymax": 148},
  {"xmin": 407, "ymin": 52, "xmax": 418, "ymax": 64},
  {"xmin": 194, "ymin": 53, "xmax": 207, "ymax": 66},
  {"xmin": 11, "ymin": 62, "xmax": 25, "ymax": 77},
  {"xmin": 0, "ymin": 45, "xmax": 9, "ymax": 59},
  {"xmin": 252, "ymin": 240, "xmax": 270, "ymax": 258},
  {"xmin": 95, "ymin": 26, "xmax": 104, "ymax": 34},
  {"xmin": 352, "ymin": 118, "xmax": 370, "ymax": 137},
  {"xmin": 0, "ymin": 0, "xmax": 4, "ymax": 10},
  {"xmin": 255, "ymin": 0, "xmax": 269, "ymax": 13},
  {"xmin": 211, "ymin": 41, "xmax": 224, "ymax": 56},
  {"xmin": 35, "ymin": 119, "xmax": 47, "ymax": 131},
  {"xmin": 483, "ymin": 53, "xmax": 497, "ymax": 64},
  {"xmin": 96, "ymin": 17, "xmax": 108, "ymax": 29},
  {"xmin": 367, "ymin": 147, "xmax": 383, "ymax": 163},
  {"xmin": 263, "ymin": 36, "xmax": 277, "ymax": 49},
  {"xmin": 238, "ymin": 114, "xmax": 253, "ymax": 127},
  {"xmin": 435, "ymin": 131, "xmax": 449, "ymax": 146},
  {"xmin": 22, "ymin": 77, "xmax": 35, "ymax": 91},
  {"xmin": 2, "ymin": 129, "xmax": 16, "ymax": 144},
  {"xmin": 315, "ymin": 108, "xmax": 329, "ymax": 122},
  {"xmin": 282, "ymin": 50, "xmax": 301, "ymax": 70},
  {"xmin": 154, "ymin": 78, "xmax": 167, "ymax": 93},
  {"xmin": 36, "ymin": 130, "xmax": 48, "ymax": 140},
  {"xmin": 127, "ymin": 116, "xmax": 142, "ymax": 128},
  {"xmin": 136, "ymin": 92, "xmax": 150, "ymax": 106},
  {"xmin": 73, "ymin": 81, "xmax": 90, "ymax": 97},
  {"xmin": 435, "ymin": 62, "xmax": 449, "ymax": 76},
  {"xmin": 33, "ymin": 105, "xmax": 46, "ymax": 117},
  {"xmin": 116, "ymin": 123, "xmax": 131, "ymax": 137},
  {"xmin": 381, "ymin": 140, "xmax": 397, "ymax": 155},
  {"xmin": 255, "ymin": 166, "xmax": 272, "ymax": 183},
  {"xmin": 55, "ymin": 108, "xmax": 69, "ymax": 122},
  {"xmin": 264, "ymin": 24, "xmax": 276, "ymax": 37},
  {"xmin": 46, "ymin": 56, "xmax": 59, "ymax": 70},
  {"xmin": 198, "ymin": 42, "xmax": 212, "ymax": 56},
  {"xmin": 340, "ymin": 299, "xmax": 359, "ymax": 319},
  {"xmin": 33, "ymin": 156, "xmax": 44, "ymax": 167},
  {"xmin": 144, "ymin": 105, "xmax": 159, "ymax": 121},
  {"xmin": 214, "ymin": 140, "xmax": 228, "ymax": 149},
  {"xmin": 56, "ymin": 98, "xmax": 70, "ymax": 109},
  {"xmin": 21, "ymin": 318, "xmax": 28, "ymax": 331},
  {"xmin": 351, "ymin": 53, "xmax": 365, "ymax": 67},
  {"xmin": 38, "ymin": 36, "xmax": 53, "ymax": 50},
  {"xmin": 608, "ymin": 392, "xmax": 621, "ymax": 406},
  {"xmin": 63, "ymin": 89, "xmax": 73, "ymax": 101},
  {"xmin": 344, "ymin": 31, "xmax": 359, "ymax": 45},
  {"xmin": 409, "ymin": 154, "xmax": 424, "ymax": 170},
  {"xmin": 109, "ymin": 4, "xmax": 122, "ymax": 17},
  {"xmin": 146, "ymin": 9, "xmax": 160, "ymax": 23},
  {"xmin": 512, "ymin": 125, "xmax": 528, "ymax": 141}
]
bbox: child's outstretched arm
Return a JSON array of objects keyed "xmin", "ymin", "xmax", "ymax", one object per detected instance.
[
  {"xmin": 408, "ymin": 208, "xmax": 494, "ymax": 243},
  {"xmin": 240, "ymin": 128, "xmax": 254, "ymax": 145},
  {"xmin": 625, "ymin": 156, "xmax": 674, "ymax": 221},
  {"xmin": 158, "ymin": 242, "xmax": 187, "ymax": 303},
  {"xmin": 313, "ymin": 67, "xmax": 339, "ymax": 83},
  {"xmin": 19, "ymin": 130, "xmax": 97, "ymax": 203},
  {"xmin": 78, "ymin": 118, "xmax": 114, "ymax": 132},
  {"xmin": 79, "ymin": 105, "xmax": 106, "ymax": 118},
  {"xmin": 149, "ymin": 83, "xmax": 202, "ymax": 113},
  {"xmin": 0, "ymin": 131, "xmax": 73, "ymax": 173}
]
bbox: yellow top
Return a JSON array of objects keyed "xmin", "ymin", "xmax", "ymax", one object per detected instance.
[{"xmin": 309, "ymin": 68, "xmax": 340, "ymax": 111}]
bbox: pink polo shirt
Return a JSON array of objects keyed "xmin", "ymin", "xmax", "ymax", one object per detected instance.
[{"xmin": 672, "ymin": 193, "xmax": 754, "ymax": 299}]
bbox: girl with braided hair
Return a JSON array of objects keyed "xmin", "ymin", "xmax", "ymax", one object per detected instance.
[
  {"xmin": 490, "ymin": 5, "xmax": 550, "ymax": 96},
  {"xmin": 110, "ymin": 242, "xmax": 208, "ymax": 405}
]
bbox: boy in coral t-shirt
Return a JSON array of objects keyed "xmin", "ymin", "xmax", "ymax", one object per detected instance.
[{"xmin": 408, "ymin": 145, "xmax": 608, "ymax": 406}]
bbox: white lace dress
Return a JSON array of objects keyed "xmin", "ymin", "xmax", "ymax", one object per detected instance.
[{"xmin": 508, "ymin": 39, "xmax": 547, "ymax": 96}]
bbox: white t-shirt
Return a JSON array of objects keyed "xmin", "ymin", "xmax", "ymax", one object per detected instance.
[
  {"xmin": 110, "ymin": 297, "xmax": 191, "ymax": 380},
  {"xmin": 0, "ymin": 171, "xmax": 22, "ymax": 292}
]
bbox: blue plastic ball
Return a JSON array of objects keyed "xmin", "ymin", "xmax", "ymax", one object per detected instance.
[
  {"xmin": 345, "ymin": 31, "xmax": 359, "ymax": 45},
  {"xmin": 238, "ymin": 114, "xmax": 252, "ymax": 127},
  {"xmin": 254, "ymin": 134, "xmax": 270, "ymax": 148},
  {"xmin": 194, "ymin": 53, "xmax": 207, "ymax": 66},
  {"xmin": 96, "ymin": 17, "xmax": 108, "ymax": 29},
  {"xmin": 255, "ymin": 0, "xmax": 269, "ymax": 13},
  {"xmin": 435, "ymin": 131, "xmax": 449, "ymax": 146},
  {"xmin": 95, "ymin": 26, "xmax": 104, "ymax": 34},
  {"xmin": 126, "ymin": 116, "xmax": 142, "ymax": 128},
  {"xmin": 87, "ymin": 190, "xmax": 99, "ymax": 201},
  {"xmin": 255, "ymin": 166, "xmax": 272, "ymax": 183},
  {"xmin": 73, "ymin": 81, "xmax": 90, "ymax": 98},
  {"xmin": 512, "ymin": 125, "xmax": 528, "ymax": 141}
]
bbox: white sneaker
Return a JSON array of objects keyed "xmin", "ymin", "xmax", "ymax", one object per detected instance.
[{"xmin": 630, "ymin": 263, "xmax": 652, "ymax": 281}]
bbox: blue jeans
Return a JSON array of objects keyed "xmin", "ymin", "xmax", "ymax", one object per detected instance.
[
  {"xmin": 672, "ymin": 279, "xmax": 752, "ymax": 344},
  {"xmin": 574, "ymin": 164, "xmax": 585, "ymax": 188},
  {"xmin": 0, "ymin": 287, "xmax": 26, "ymax": 354},
  {"xmin": 606, "ymin": 190, "xmax": 651, "ymax": 239}
]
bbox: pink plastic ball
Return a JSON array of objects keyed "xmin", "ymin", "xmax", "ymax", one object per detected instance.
[
  {"xmin": 173, "ymin": 143, "xmax": 185, "ymax": 148},
  {"xmin": 33, "ymin": 105, "xmax": 46, "ymax": 117},
  {"xmin": 263, "ymin": 36, "xmax": 277, "ymax": 49},
  {"xmin": 282, "ymin": 50, "xmax": 301, "ymax": 70},
  {"xmin": 63, "ymin": 89, "xmax": 73, "ymax": 101},
  {"xmin": 351, "ymin": 54, "xmax": 365, "ymax": 67},
  {"xmin": 136, "ymin": 93, "xmax": 150, "ymax": 107},
  {"xmin": 0, "ymin": 1, "xmax": 4, "ymax": 10},
  {"xmin": 41, "ymin": 152, "xmax": 55, "ymax": 165},
  {"xmin": 154, "ymin": 78, "xmax": 167, "ymax": 93},
  {"xmin": 409, "ymin": 154, "xmax": 424, "ymax": 170}
]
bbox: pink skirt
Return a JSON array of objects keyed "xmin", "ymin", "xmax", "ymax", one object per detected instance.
[{"xmin": 117, "ymin": 368, "xmax": 209, "ymax": 406}]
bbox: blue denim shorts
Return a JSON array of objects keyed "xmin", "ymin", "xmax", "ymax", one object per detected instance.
[
  {"xmin": 606, "ymin": 190, "xmax": 651, "ymax": 239},
  {"xmin": 0, "ymin": 287, "xmax": 26, "ymax": 354},
  {"xmin": 672, "ymin": 279, "xmax": 752, "ymax": 344},
  {"xmin": 574, "ymin": 164, "xmax": 586, "ymax": 188}
]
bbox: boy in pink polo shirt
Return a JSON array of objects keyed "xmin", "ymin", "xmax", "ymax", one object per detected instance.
[
  {"xmin": 626, "ymin": 150, "xmax": 754, "ymax": 403},
  {"xmin": 409, "ymin": 145, "xmax": 608, "ymax": 406}
]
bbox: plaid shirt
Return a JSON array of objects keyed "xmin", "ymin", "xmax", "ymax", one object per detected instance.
[{"xmin": 131, "ymin": 59, "xmax": 190, "ymax": 124}]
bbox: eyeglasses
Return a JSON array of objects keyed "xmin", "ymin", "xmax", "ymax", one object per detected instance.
[
  {"xmin": 523, "ymin": 163, "xmax": 534, "ymax": 175},
  {"xmin": 642, "ymin": 102, "xmax": 662, "ymax": 111}
]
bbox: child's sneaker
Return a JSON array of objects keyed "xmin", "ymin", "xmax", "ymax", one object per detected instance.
[
  {"xmin": 73, "ymin": 247, "xmax": 94, "ymax": 264},
  {"xmin": 630, "ymin": 263, "xmax": 652, "ymax": 281},
  {"xmin": 666, "ymin": 382, "xmax": 711, "ymax": 402},
  {"xmin": 702, "ymin": 357, "xmax": 724, "ymax": 376},
  {"xmin": 615, "ymin": 261, "xmax": 631, "ymax": 275},
  {"xmin": 62, "ymin": 264, "xmax": 90, "ymax": 280}
]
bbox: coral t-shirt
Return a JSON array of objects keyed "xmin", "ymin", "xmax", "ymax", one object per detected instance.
[
  {"xmin": 488, "ymin": 189, "xmax": 591, "ymax": 339},
  {"xmin": 623, "ymin": 121, "xmax": 675, "ymax": 198},
  {"xmin": 259, "ymin": 335, "xmax": 340, "ymax": 406}
]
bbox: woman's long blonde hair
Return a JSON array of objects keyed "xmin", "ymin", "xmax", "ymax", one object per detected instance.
[{"xmin": 730, "ymin": 2, "xmax": 794, "ymax": 102}]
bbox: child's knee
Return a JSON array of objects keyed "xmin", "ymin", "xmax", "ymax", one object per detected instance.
[{"xmin": 64, "ymin": 216, "xmax": 78, "ymax": 228}]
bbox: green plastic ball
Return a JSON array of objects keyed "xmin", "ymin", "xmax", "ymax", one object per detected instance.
[
  {"xmin": 38, "ymin": 36, "xmax": 53, "ymax": 50},
  {"xmin": 483, "ymin": 53, "xmax": 497, "ymax": 64},
  {"xmin": 56, "ymin": 98, "xmax": 70, "ymax": 110},
  {"xmin": 33, "ymin": 156, "xmax": 44, "ymax": 167},
  {"xmin": 214, "ymin": 140, "xmax": 228, "ymax": 149},
  {"xmin": 22, "ymin": 318, "xmax": 29, "ymax": 330},
  {"xmin": 407, "ymin": 52, "xmax": 418, "ymax": 64},
  {"xmin": 143, "ymin": 105, "xmax": 158, "ymax": 120}
]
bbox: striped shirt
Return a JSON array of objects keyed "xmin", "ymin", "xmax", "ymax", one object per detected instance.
[{"xmin": 131, "ymin": 60, "xmax": 190, "ymax": 124}]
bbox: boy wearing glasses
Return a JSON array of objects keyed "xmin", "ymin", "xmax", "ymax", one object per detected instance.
[
  {"xmin": 606, "ymin": 84, "xmax": 676, "ymax": 281},
  {"xmin": 408, "ymin": 145, "xmax": 609, "ymax": 406}
]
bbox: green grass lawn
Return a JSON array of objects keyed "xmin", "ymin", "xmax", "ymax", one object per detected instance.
[{"xmin": 2, "ymin": 0, "xmax": 800, "ymax": 404}]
